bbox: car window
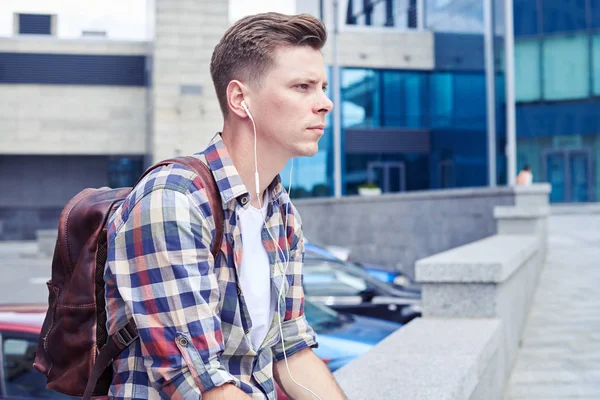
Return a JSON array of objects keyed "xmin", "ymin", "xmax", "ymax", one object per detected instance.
[
  {"xmin": 2, "ymin": 335, "xmax": 73, "ymax": 399},
  {"xmin": 303, "ymin": 300, "xmax": 346, "ymax": 331},
  {"xmin": 303, "ymin": 260, "xmax": 368, "ymax": 296}
]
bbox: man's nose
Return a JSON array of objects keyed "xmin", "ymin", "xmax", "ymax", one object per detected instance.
[{"xmin": 316, "ymin": 92, "xmax": 334, "ymax": 114}]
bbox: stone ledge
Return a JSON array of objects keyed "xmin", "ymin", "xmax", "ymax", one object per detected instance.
[
  {"xmin": 415, "ymin": 234, "xmax": 538, "ymax": 283},
  {"xmin": 551, "ymin": 203, "xmax": 600, "ymax": 215},
  {"xmin": 335, "ymin": 318, "xmax": 502, "ymax": 400},
  {"xmin": 513, "ymin": 183, "xmax": 551, "ymax": 195},
  {"xmin": 494, "ymin": 206, "xmax": 550, "ymax": 219}
]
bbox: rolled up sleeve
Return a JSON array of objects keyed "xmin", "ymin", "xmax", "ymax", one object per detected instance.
[
  {"xmin": 272, "ymin": 314, "xmax": 318, "ymax": 362},
  {"xmin": 109, "ymin": 187, "xmax": 235, "ymax": 397}
]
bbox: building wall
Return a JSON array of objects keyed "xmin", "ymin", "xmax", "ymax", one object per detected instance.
[
  {"xmin": 321, "ymin": 30, "xmax": 434, "ymax": 70},
  {"xmin": 1, "ymin": 85, "xmax": 147, "ymax": 154},
  {"xmin": 0, "ymin": 38, "xmax": 149, "ymax": 155},
  {"xmin": 0, "ymin": 37, "xmax": 148, "ymax": 55},
  {"xmin": 151, "ymin": 0, "xmax": 230, "ymax": 163}
]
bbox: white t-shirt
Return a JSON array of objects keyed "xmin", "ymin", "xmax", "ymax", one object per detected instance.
[{"xmin": 237, "ymin": 194, "xmax": 275, "ymax": 351}]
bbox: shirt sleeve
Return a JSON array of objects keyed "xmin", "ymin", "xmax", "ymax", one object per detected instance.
[
  {"xmin": 109, "ymin": 187, "xmax": 235, "ymax": 398},
  {"xmin": 272, "ymin": 202, "xmax": 318, "ymax": 362}
]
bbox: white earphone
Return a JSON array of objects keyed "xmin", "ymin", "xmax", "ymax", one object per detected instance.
[
  {"xmin": 241, "ymin": 99, "xmax": 322, "ymax": 400},
  {"xmin": 241, "ymin": 100, "xmax": 261, "ymax": 198},
  {"xmin": 241, "ymin": 100, "xmax": 250, "ymax": 115}
]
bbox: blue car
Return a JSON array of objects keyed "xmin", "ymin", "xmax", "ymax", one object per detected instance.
[
  {"xmin": 304, "ymin": 242, "xmax": 421, "ymax": 293},
  {"xmin": 303, "ymin": 299, "xmax": 401, "ymax": 372}
]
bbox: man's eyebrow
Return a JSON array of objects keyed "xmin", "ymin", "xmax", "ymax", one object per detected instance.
[{"xmin": 302, "ymin": 78, "xmax": 329, "ymax": 87}]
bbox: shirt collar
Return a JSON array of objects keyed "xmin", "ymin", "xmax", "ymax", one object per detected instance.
[{"xmin": 201, "ymin": 132, "xmax": 285, "ymax": 208}]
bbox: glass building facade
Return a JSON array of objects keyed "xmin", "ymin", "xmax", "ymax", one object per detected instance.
[
  {"xmin": 284, "ymin": 0, "xmax": 599, "ymax": 203},
  {"xmin": 281, "ymin": 68, "xmax": 492, "ymax": 197},
  {"xmin": 514, "ymin": 0, "xmax": 600, "ymax": 202}
]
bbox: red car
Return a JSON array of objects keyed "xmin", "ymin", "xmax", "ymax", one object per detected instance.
[{"xmin": 0, "ymin": 304, "xmax": 288, "ymax": 399}]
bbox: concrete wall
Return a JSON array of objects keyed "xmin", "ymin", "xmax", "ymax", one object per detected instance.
[
  {"xmin": 294, "ymin": 186, "xmax": 518, "ymax": 277},
  {"xmin": 1, "ymin": 85, "xmax": 147, "ymax": 155},
  {"xmin": 322, "ymin": 29, "xmax": 434, "ymax": 70},
  {"xmin": 0, "ymin": 37, "xmax": 149, "ymax": 55},
  {"xmin": 334, "ymin": 193, "xmax": 550, "ymax": 399},
  {"xmin": 150, "ymin": 0, "xmax": 229, "ymax": 163}
]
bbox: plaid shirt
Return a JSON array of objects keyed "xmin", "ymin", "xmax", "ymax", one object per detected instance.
[{"xmin": 105, "ymin": 133, "xmax": 317, "ymax": 399}]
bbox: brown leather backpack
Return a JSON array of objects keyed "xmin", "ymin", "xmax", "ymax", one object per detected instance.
[{"xmin": 33, "ymin": 156, "xmax": 224, "ymax": 399}]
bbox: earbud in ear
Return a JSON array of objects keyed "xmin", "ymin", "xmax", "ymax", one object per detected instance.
[{"xmin": 241, "ymin": 100, "xmax": 253, "ymax": 119}]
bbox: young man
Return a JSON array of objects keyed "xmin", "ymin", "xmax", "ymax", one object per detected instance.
[{"xmin": 104, "ymin": 12, "xmax": 346, "ymax": 399}]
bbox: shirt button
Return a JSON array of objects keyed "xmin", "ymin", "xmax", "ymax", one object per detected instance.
[
  {"xmin": 240, "ymin": 196, "xmax": 249, "ymax": 205},
  {"xmin": 177, "ymin": 337, "xmax": 189, "ymax": 348}
]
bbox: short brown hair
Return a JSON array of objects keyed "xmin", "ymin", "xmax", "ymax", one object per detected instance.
[{"xmin": 210, "ymin": 13, "xmax": 327, "ymax": 116}]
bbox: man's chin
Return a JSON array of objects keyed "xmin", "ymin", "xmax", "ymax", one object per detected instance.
[{"xmin": 294, "ymin": 144, "xmax": 319, "ymax": 158}]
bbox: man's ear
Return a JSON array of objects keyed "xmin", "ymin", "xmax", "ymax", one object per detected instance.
[{"xmin": 226, "ymin": 80, "xmax": 249, "ymax": 119}]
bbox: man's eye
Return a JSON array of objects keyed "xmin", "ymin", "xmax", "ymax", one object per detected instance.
[{"xmin": 296, "ymin": 84, "xmax": 309, "ymax": 90}]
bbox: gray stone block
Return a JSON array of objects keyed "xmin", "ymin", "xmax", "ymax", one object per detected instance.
[
  {"xmin": 421, "ymin": 283, "xmax": 497, "ymax": 318},
  {"xmin": 334, "ymin": 318, "xmax": 502, "ymax": 400},
  {"xmin": 415, "ymin": 235, "xmax": 539, "ymax": 283},
  {"xmin": 295, "ymin": 186, "xmax": 517, "ymax": 277}
]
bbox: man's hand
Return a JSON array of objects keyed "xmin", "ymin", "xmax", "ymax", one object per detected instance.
[
  {"xmin": 274, "ymin": 348, "xmax": 347, "ymax": 400},
  {"xmin": 203, "ymin": 383, "xmax": 252, "ymax": 399}
]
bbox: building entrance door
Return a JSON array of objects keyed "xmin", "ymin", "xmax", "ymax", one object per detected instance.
[
  {"xmin": 367, "ymin": 161, "xmax": 406, "ymax": 193},
  {"xmin": 543, "ymin": 149, "xmax": 593, "ymax": 203}
]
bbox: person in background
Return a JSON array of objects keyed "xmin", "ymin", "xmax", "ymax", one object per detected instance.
[{"xmin": 516, "ymin": 165, "xmax": 533, "ymax": 185}]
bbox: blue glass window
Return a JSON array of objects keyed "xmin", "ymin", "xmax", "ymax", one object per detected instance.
[
  {"xmin": 453, "ymin": 74, "xmax": 486, "ymax": 130},
  {"xmin": 429, "ymin": 73, "xmax": 453, "ymax": 128},
  {"xmin": 542, "ymin": 34, "xmax": 589, "ymax": 100},
  {"xmin": 346, "ymin": 0, "xmax": 407, "ymax": 28},
  {"xmin": 430, "ymin": 73, "xmax": 486, "ymax": 130},
  {"xmin": 514, "ymin": 0, "xmax": 539, "ymax": 36},
  {"xmin": 592, "ymin": 34, "xmax": 600, "ymax": 95},
  {"xmin": 591, "ymin": 0, "xmax": 600, "ymax": 29},
  {"xmin": 515, "ymin": 39, "xmax": 541, "ymax": 102},
  {"xmin": 18, "ymin": 14, "xmax": 51, "ymax": 35},
  {"xmin": 108, "ymin": 157, "xmax": 144, "ymax": 188},
  {"xmin": 341, "ymin": 69, "xmax": 381, "ymax": 128},
  {"xmin": 382, "ymin": 71, "xmax": 426, "ymax": 128},
  {"xmin": 0, "ymin": 53, "xmax": 147, "ymax": 86},
  {"xmin": 541, "ymin": 0, "xmax": 586, "ymax": 34}
]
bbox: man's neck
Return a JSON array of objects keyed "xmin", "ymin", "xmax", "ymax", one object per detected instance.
[{"xmin": 221, "ymin": 123, "xmax": 287, "ymax": 208}]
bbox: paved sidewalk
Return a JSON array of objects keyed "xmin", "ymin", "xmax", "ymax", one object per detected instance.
[{"xmin": 505, "ymin": 214, "xmax": 600, "ymax": 399}]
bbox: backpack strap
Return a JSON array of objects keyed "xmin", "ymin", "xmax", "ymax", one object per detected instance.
[
  {"xmin": 159, "ymin": 156, "xmax": 224, "ymax": 258},
  {"xmin": 82, "ymin": 156, "xmax": 224, "ymax": 400},
  {"xmin": 135, "ymin": 155, "xmax": 224, "ymax": 258},
  {"xmin": 83, "ymin": 320, "xmax": 138, "ymax": 400}
]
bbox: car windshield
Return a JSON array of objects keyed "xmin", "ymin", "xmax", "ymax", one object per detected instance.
[
  {"xmin": 303, "ymin": 257, "xmax": 410, "ymax": 298},
  {"xmin": 304, "ymin": 243, "xmax": 340, "ymax": 261},
  {"xmin": 303, "ymin": 299, "xmax": 347, "ymax": 331},
  {"xmin": 303, "ymin": 258, "xmax": 372, "ymax": 297}
]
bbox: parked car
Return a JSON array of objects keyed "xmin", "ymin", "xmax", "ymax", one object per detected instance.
[
  {"xmin": 302, "ymin": 256, "xmax": 422, "ymax": 324},
  {"xmin": 304, "ymin": 241, "xmax": 421, "ymax": 293},
  {"xmin": 304, "ymin": 299, "xmax": 401, "ymax": 372},
  {"xmin": 0, "ymin": 304, "xmax": 75, "ymax": 399},
  {"xmin": 0, "ymin": 302, "xmax": 400, "ymax": 399}
]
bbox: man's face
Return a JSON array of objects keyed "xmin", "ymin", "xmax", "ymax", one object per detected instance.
[{"xmin": 248, "ymin": 45, "xmax": 333, "ymax": 160}]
